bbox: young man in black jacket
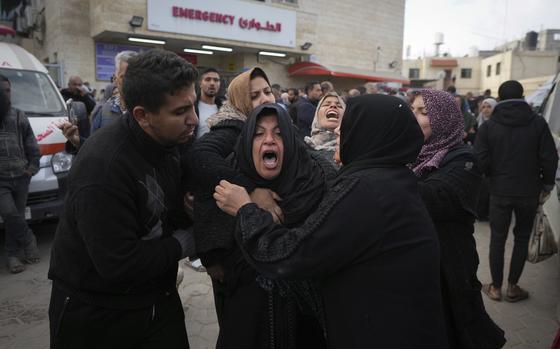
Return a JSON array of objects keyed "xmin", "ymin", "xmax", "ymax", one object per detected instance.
[
  {"xmin": 475, "ymin": 80, "xmax": 558, "ymax": 302},
  {"xmin": 48, "ymin": 50, "xmax": 199, "ymax": 348}
]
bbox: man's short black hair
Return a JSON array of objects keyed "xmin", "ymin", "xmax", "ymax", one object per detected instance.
[
  {"xmin": 122, "ymin": 50, "xmax": 199, "ymax": 113},
  {"xmin": 446, "ymin": 85, "xmax": 457, "ymax": 94},
  {"xmin": 288, "ymin": 88, "xmax": 298, "ymax": 94},
  {"xmin": 304, "ymin": 81, "xmax": 319, "ymax": 94},
  {"xmin": 0, "ymin": 74, "xmax": 10, "ymax": 85},
  {"xmin": 200, "ymin": 67, "xmax": 219, "ymax": 79},
  {"xmin": 498, "ymin": 80, "xmax": 524, "ymax": 101}
]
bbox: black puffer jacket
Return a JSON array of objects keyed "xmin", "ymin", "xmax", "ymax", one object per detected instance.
[
  {"xmin": 474, "ymin": 99, "xmax": 558, "ymax": 197},
  {"xmin": 418, "ymin": 144, "xmax": 506, "ymax": 349}
]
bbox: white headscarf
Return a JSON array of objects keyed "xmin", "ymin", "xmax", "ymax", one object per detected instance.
[
  {"xmin": 304, "ymin": 92, "xmax": 346, "ymax": 151},
  {"xmin": 478, "ymin": 98, "xmax": 497, "ymax": 126}
]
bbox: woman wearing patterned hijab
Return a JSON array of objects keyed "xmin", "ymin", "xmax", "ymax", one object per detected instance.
[
  {"xmin": 410, "ymin": 90, "xmax": 505, "ymax": 349},
  {"xmin": 304, "ymin": 92, "xmax": 346, "ymax": 164}
]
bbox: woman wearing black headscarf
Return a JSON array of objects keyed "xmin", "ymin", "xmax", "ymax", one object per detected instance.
[
  {"xmin": 410, "ymin": 90, "xmax": 505, "ymax": 349},
  {"xmin": 201, "ymin": 102, "xmax": 332, "ymax": 348},
  {"xmin": 214, "ymin": 94, "xmax": 448, "ymax": 348},
  {"xmin": 235, "ymin": 103, "xmax": 332, "ymax": 348}
]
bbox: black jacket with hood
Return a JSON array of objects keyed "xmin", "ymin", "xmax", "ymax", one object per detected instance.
[{"xmin": 474, "ymin": 99, "xmax": 558, "ymax": 197}]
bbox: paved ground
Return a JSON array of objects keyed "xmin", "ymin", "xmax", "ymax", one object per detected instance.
[{"xmin": 0, "ymin": 221, "xmax": 558, "ymax": 349}]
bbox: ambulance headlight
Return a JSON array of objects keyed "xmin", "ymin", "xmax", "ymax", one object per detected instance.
[{"xmin": 51, "ymin": 152, "xmax": 73, "ymax": 174}]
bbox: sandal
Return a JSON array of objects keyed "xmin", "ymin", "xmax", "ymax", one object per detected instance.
[
  {"xmin": 23, "ymin": 234, "xmax": 40, "ymax": 264},
  {"xmin": 482, "ymin": 283, "xmax": 502, "ymax": 301},
  {"xmin": 7, "ymin": 256, "xmax": 26, "ymax": 274}
]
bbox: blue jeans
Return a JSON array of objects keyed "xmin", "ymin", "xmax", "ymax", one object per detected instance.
[{"xmin": 0, "ymin": 176, "xmax": 33, "ymax": 257}]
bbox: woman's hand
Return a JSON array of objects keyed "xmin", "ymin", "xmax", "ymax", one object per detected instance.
[
  {"xmin": 214, "ymin": 180, "xmax": 252, "ymax": 216},
  {"xmin": 250, "ymin": 188, "xmax": 284, "ymax": 224}
]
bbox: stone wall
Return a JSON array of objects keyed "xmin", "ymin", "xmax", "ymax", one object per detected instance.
[{"xmin": 32, "ymin": 0, "xmax": 405, "ymax": 90}]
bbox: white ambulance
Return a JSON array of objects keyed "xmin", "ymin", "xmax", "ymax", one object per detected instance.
[{"xmin": 0, "ymin": 42, "xmax": 73, "ymax": 222}]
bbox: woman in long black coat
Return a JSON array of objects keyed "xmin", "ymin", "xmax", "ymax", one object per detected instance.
[
  {"xmin": 189, "ymin": 72, "xmax": 331, "ymax": 347},
  {"xmin": 410, "ymin": 89, "xmax": 506, "ymax": 349},
  {"xmin": 214, "ymin": 94, "xmax": 449, "ymax": 349}
]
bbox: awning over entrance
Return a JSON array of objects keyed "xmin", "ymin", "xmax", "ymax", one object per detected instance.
[
  {"xmin": 288, "ymin": 62, "xmax": 409, "ymax": 84},
  {"xmin": 0, "ymin": 25, "xmax": 16, "ymax": 36}
]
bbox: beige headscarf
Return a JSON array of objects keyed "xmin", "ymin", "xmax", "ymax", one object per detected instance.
[
  {"xmin": 228, "ymin": 67, "xmax": 270, "ymax": 116},
  {"xmin": 304, "ymin": 92, "xmax": 346, "ymax": 151},
  {"xmin": 207, "ymin": 67, "xmax": 270, "ymax": 128}
]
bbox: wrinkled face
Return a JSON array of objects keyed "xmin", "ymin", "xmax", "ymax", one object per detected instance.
[
  {"xmin": 252, "ymin": 114, "xmax": 284, "ymax": 180},
  {"xmin": 137, "ymin": 84, "xmax": 198, "ymax": 146},
  {"xmin": 250, "ymin": 77, "xmax": 275, "ymax": 110},
  {"xmin": 481, "ymin": 102, "xmax": 494, "ymax": 118},
  {"xmin": 200, "ymin": 72, "xmax": 220, "ymax": 98},
  {"xmin": 308, "ymin": 83, "xmax": 323, "ymax": 102},
  {"xmin": 411, "ymin": 95, "xmax": 432, "ymax": 141},
  {"xmin": 317, "ymin": 96, "xmax": 344, "ymax": 130},
  {"xmin": 68, "ymin": 77, "xmax": 84, "ymax": 94},
  {"xmin": 114, "ymin": 61, "xmax": 129, "ymax": 91}
]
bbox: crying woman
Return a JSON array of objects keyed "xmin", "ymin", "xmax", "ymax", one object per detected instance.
[{"xmin": 213, "ymin": 103, "xmax": 336, "ymax": 348}]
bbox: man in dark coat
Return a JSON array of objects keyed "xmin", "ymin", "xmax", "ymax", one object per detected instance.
[
  {"xmin": 48, "ymin": 50, "xmax": 198, "ymax": 348},
  {"xmin": 475, "ymin": 80, "xmax": 558, "ymax": 302},
  {"xmin": 60, "ymin": 75, "xmax": 96, "ymax": 116},
  {"xmin": 59, "ymin": 75, "xmax": 96, "ymax": 152},
  {"xmin": 293, "ymin": 81, "xmax": 322, "ymax": 138}
]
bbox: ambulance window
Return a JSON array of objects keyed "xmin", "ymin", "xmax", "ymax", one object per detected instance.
[{"xmin": 0, "ymin": 69, "xmax": 64, "ymax": 115}]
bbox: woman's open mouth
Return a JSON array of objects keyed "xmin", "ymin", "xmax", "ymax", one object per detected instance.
[
  {"xmin": 262, "ymin": 151, "xmax": 279, "ymax": 169},
  {"xmin": 326, "ymin": 110, "xmax": 339, "ymax": 119}
]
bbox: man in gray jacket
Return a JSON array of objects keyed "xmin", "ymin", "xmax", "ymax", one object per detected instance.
[{"xmin": 0, "ymin": 74, "xmax": 41, "ymax": 273}]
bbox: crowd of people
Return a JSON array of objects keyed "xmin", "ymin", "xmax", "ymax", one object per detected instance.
[{"xmin": 0, "ymin": 47, "xmax": 558, "ymax": 348}]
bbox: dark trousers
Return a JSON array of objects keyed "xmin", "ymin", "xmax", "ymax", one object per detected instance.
[
  {"xmin": 488, "ymin": 195, "xmax": 539, "ymax": 287},
  {"xmin": 0, "ymin": 176, "xmax": 33, "ymax": 257},
  {"xmin": 49, "ymin": 283, "xmax": 189, "ymax": 349}
]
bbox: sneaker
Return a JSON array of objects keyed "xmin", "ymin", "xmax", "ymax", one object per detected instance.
[
  {"xmin": 482, "ymin": 283, "xmax": 502, "ymax": 301},
  {"xmin": 23, "ymin": 234, "xmax": 40, "ymax": 264},
  {"xmin": 7, "ymin": 256, "xmax": 26, "ymax": 274},
  {"xmin": 505, "ymin": 284, "xmax": 529, "ymax": 302}
]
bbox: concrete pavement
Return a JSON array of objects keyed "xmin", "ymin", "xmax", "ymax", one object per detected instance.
[{"xmin": 0, "ymin": 221, "xmax": 558, "ymax": 349}]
